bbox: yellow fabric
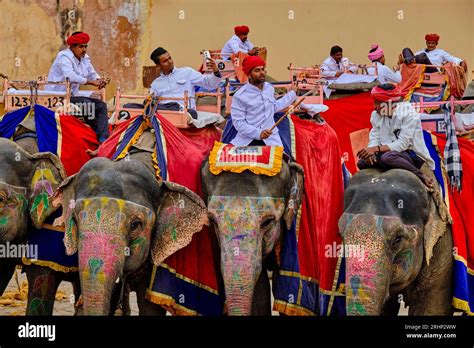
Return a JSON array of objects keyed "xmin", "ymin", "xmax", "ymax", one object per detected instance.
[
  {"xmin": 115, "ymin": 121, "xmax": 149, "ymax": 161},
  {"xmin": 208, "ymin": 141, "xmax": 284, "ymax": 176},
  {"xmin": 21, "ymin": 257, "xmax": 78, "ymax": 273},
  {"xmin": 145, "ymin": 291, "xmax": 199, "ymax": 316}
]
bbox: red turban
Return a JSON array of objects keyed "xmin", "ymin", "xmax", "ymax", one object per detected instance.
[
  {"xmin": 371, "ymin": 84, "xmax": 404, "ymax": 102},
  {"xmin": 66, "ymin": 32, "xmax": 90, "ymax": 46},
  {"xmin": 425, "ymin": 33, "xmax": 440, "ymax": 42},
  {"xmin": 242, "ymin": 56, "xmax": 266, "ymax": 75},
  {"xmin": 234, "ymin": 25, "xmax": 250, "ymax": 36}
]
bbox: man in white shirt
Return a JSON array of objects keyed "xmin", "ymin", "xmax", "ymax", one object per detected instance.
[
  {"xmin": 231, "ymin": 56, "xmax": 310, "ymax": 147},
  {"xmin": 321, "ymin": 46, "xmax": 357, "ymax": 79},
  {"xmin": 367, "ymin": 44, "xmax": 401, "ymax": 84},
  {"xmin": 221, "ymin": 25, "xmax": 259, "ymax": 60},
  {"xmin": 46, "ymin": 31, "xmax": 109, "ymax": 152},
  {"xmin": 357, "ymin": 84, "xmax": 435, "ymax": 188},
  {"xmin": 415, "ymin": 33, "xmax": 467, "ymax": 71},
  {"xmin": 149, "ymin": 47, "xmax": 222, "ymax": 116}
]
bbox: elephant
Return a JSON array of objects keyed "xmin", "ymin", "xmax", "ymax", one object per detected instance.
[
  {"xmin": 0, "ymin": 137, "xmax": 81, "ymax": 315},
  {"xmin": 201, "ymin": 158, "xmax": 304, "ymax": 315},
  {"xmin": 52, "ymin": 156, "xmax": 208, "ymax": 315},
  {"xmin": 338, "ymin": 168, "xmax": 453, "ymax": 315}
]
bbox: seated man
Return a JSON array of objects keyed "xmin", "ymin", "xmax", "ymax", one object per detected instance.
[
  {"xmin": 367, "ymin": 44, "xmax": 401, "ymax": 84},
  {"xmin": 321, "ymin": 45, "xmax": 357, "ymax": 79},
  {"xmin": 401, "ymin": 34, "xmax": 467, "ymax": 72},
  {"xmin": 221, "ymin": 25, "xmax": 259, "ymax": 60},
  {"xmin": 46, "ymin": 31, "xmax": 109, "ymax": 153},
  {"xmin": 231, "ymin": 56, "xmax": 310, "ymax": 146},
  {"xmin": 149, "ymin": 47, "xmax": 222, "ymax": 118},
  {"xmin": 357, "ymin": 84, "xmax": 435, "ymax": 188}
]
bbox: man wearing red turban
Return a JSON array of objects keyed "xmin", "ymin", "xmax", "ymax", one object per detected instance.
[
  {"xmin": 229, "ymin": 56, "xmax": 311, "ymax": 146},
  {"xmin": 356, "ymin": 84, "xmax": 435, "ymax": 187},
  {"xmin": 46, "ymin": 31, "xmax": 109, "ymax": 154},
  {"xmin": 412, "ymin": 33, "xmax": 467, "ymax": 71},
  {"xmin": 221, "ymin": 25, "xmax": 259, "ymax": 60}
]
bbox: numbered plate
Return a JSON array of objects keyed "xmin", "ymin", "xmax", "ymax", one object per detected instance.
[{"xmin": 6, "ymin": 95, "xmax": 66, "ymax": 111}]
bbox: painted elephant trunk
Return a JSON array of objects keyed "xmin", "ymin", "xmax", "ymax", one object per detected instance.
[
  {"xmin": 340, "ymin": 213, "xmax": 392, "ymax": 316},
  {"xmin": 78, "ymin": 231, "xmax": 127, "ymax": 315},
  {"xmin": 220, "ymin": 238, "xmax": 263, "ymax": 316}
]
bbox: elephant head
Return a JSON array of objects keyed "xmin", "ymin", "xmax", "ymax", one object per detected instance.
[
  {"xmin": 201, "ymin": 159, "xmax": 304, "ymax": 315},
  {"xmin": 0, "ymin": 138, "xmax": 66, "ymax": 244},
  {"xmin": 53, "ymin": 157, "xmax": 208, "ymax": 315},
  {"xmin": 338, "ymin": 168, "xmax": 451, "ymax": 315}
]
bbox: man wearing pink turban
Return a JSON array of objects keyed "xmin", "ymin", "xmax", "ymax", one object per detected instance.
[
  {"xmin": 221, "ymin": 25, "xmax": 259, "ymax": 60},
  {"xmin": 367, "ymin": 44, "xmax": 401, "ymax": 84},
  {"xmin": 356, "ymin": 84, "xmax": 435, "ymax": 188}
]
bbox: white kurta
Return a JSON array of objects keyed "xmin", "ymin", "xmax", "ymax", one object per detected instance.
[
  {"xmin": 320, "ymin": 56, "xmax": 357, "ymax": 79},
  {"xmin": 367, "ymin": 62, "xmax": 402, "ymax": 84},
  {"xmin": 368, "ymin": 102, "xmax": 435, "ymax": 169},
  {"xmin": 231, "ymin": 82, "xmax": 296, "ymax": 146},
  {"xmin": 415, "ymin": 48, "xmax": 463, "ymax": 66},
  {"xmin": 150, "ymin": 67, "xmax": 221, "ymax": 109},
  {"xmin": 221, "ymin": 35, "xmax": 254, "ymax": 60},
  {"xmin": 45, "ymin": 49, "xmax": 99, "ymax": 96}
]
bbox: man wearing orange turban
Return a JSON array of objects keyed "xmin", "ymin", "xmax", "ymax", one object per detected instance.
[
  {"xmin": 356, "ymin": 84, "xmax": 435, "ymax": 188},
  {"xmin": 230, "ymin": 56, "xmax": 313, "ymax": 147},
  {"xmin": 45, "ymin": 31, "xmax": 109, "ymax": 154},
  {"xmin": 221, "ymin": 25, "xmax": 259, "ymax": 60},
  {"xmin": 414, "ymin": 33, "xmax": 467, "ymax": 71}
]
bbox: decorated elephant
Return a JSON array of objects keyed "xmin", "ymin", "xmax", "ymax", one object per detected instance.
[
  {"xmin": 201, "ymin": 156, "xmax": 304, "ymax": 316},
  {"xmin": 339, "ymin": 168, "xmax": 453, "ymax": 315},
  {"xmin": 52, "ymin": 156, "xmax": 208, "ymax": 315},
  {"xmin": 0, "ymin": 138, "xmax": 81, "ymax": 315}
]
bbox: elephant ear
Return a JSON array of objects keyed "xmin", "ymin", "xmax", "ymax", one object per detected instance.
[
  {"xmin": 51, "ymin": 175, "xmax": 78, "ymax": 255},
  {"xmin": 151, "ymin": 181, "xmax": 209, "ymax": 266},
  {"xmin": 423, "ymin": 188, "xmax": 452, "ymax": 265},
  {"xmin": 283, "ymin": 162, "xmax": 304, "ymax": 230},
  {"xmin": 28, "ymin": 152, "xmax": 67, "ymax": 229}
]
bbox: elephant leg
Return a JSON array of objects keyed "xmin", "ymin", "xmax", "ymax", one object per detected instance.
[
  {"xmin": 121, "ymin": 283, "xmax": 132, "ymax": 316},
  {"xmin": 70, "ymin": 275, "xmax": 82, "ymax": 316},
  {"xmin": 134, "ymin": 276, "xmax": 166, "ymax": 316},
  {"xmin": 251, "ymin": 270, "xmax": 271, "ymax": 315},
  {"xmin": 25, "ymin": 265, "xmax": 61, "ymax": 315},
  {"xmin": 0, "ymin": 259, "xmax": 17, "ymax": 295}
]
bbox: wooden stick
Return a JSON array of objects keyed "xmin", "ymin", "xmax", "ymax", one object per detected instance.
[{"xmin": 269, "ymin": 88, "xmax": 316, "ymax": 131}]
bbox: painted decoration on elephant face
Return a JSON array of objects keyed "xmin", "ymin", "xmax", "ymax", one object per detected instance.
[
  {"xmin": 207, "ymin": 196, "xmax": 285, "ymax": 283},
  {"xmin": 29, "ymin": 163, "xmax": 58, "ymax": 222},
  {"xmin": 73, "ymin": 197, "xmax": 155, "ymax": 283},
  {"xmin": 0, "ymin": 182, "xmax": 28, "ymax": 227},
  {"xmin": 343, "ymin": 214, "xmax": 389, "ymax": 315}
]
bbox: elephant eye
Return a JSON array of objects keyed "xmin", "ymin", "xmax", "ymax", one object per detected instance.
[
  {"xmin": 260, "ymin": 216, "xmax": 276, "ymax": 231},
  {"xmin": 392, "ymin": 235, "xmax": 403, "ymax": 248},
  {"xmin": 129, "ymin": 218, "xmax": 143, "ymax": 232}
]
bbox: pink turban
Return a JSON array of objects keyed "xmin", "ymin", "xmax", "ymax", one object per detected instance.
[{"xmin": 368, "ymin": 44, "xmax": 384, "ymax": 62}]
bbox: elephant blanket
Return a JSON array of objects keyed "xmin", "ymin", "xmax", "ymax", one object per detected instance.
[
  {"xmin": 424, "ymin": 132, "xmax": 474, "ymax": 315},
  {"xmin": 208, "ymin": 141, "xmax": 284, "ymax": 176},
  {"xmin": 97, "ymin": 113, "xmax": 224, "ymax": 315},
  {"xmin": 222, "ymin": 114, "xmax": 346, "ymax": 315},
  {"xmin": 0, "ymin": 105, "xmax": 98, "ymax": 272}
]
